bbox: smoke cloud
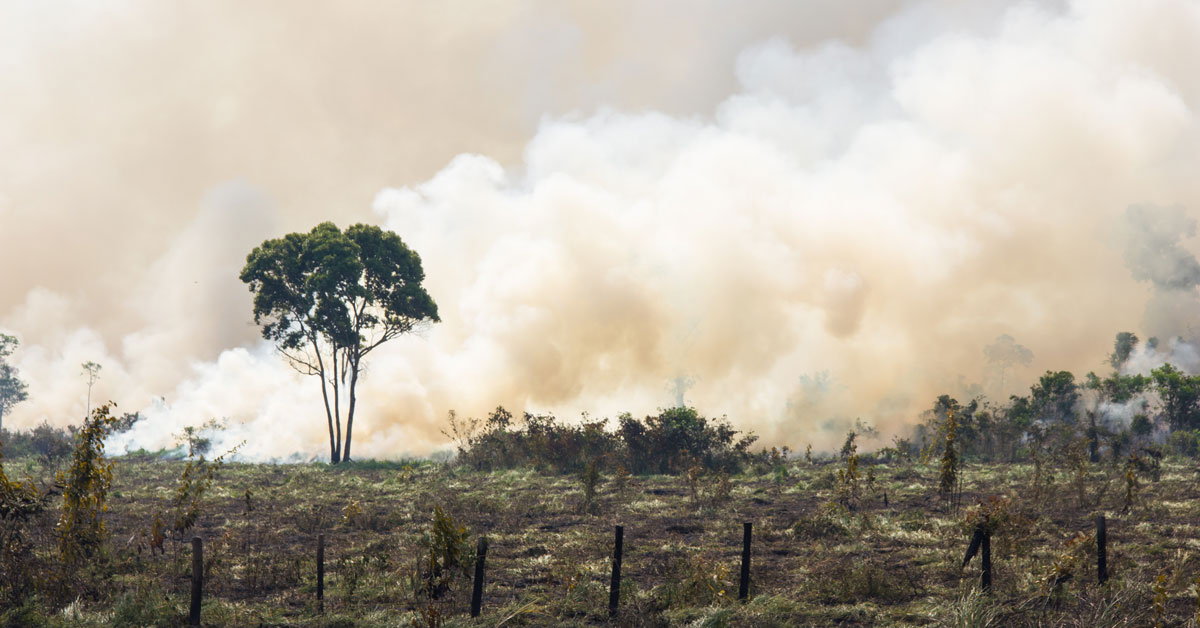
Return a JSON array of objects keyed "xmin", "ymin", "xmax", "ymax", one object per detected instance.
[{"xmin": 4, "ymin": 0, "xmax": 1200, "ymax": 458}]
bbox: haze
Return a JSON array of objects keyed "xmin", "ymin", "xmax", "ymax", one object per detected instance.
[{"xmin": 3, "ymin": 0, "xmax": 1200, "ymax": 459}]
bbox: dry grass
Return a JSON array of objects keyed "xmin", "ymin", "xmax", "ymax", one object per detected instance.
[{"xmin": 4, "ymin": 454, "xmax": 1200, "ymax": 627}]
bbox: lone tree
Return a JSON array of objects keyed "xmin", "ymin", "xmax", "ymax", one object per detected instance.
[
  {"xmin": 240, "ymin": 222, "xmax": 439, "ymax": 463},
  {"xmin": 0, "ymin": 334, "xmax": 29, "ymax": 433}
]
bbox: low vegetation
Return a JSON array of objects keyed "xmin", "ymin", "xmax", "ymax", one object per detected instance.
[{"xmin": 1, "ymin": 409, "xmax": 1200, "ymax": 626}]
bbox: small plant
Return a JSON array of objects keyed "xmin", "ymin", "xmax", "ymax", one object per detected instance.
[
  {"xmin": 57, "ymin": 403, "xmax": 119, "ymax": 567},
  {"xmin": 834, "ymin": 432, "xmax": 861, "ymax": 511},
  {"xmin": 611, "ymin": 464, "xmax": 632, "ymax": 494},
  {"xmin": 169, "ymin": 423, "xmax": 242, "ymax": 538},
  {"xmin": 341, "ymin": 499, "xmax": 363, "ymax": 526},
  {"xmin": 415, "ymin": 506, "xmax": 473, "ymax": 600},
  {"xmin": 940, "ymin": 408, "xmax": 962, "ymax": 512},
  {"xmin": 685, "ymin": 464, "xmax": 732, "ymax": 509},
  {"xmin": 579, "ymin": 456, "xmax": 602, "ymax": 514},
  {"xmin": 1152, "ymin": 571, "xmax": 1168, "ymax": 628},
  {"xmin": 1122, "ymin": 453, "xmax": 1140, "ymax": 514}
]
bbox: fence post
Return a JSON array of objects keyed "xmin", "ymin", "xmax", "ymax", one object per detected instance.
[
  {"xmin": 1097, "ymin": 515, "xmax": 1107, "ymax": 584},
  {"xmin": 470, "ymin": 537, "xmax": 488, "ymax": 617},
  {"xmin": 980, "ymin": 527, "xmax": 991, "ymax": 592},
  {"xmin": 609, "ymin": 525, "xmax": 624, "ymax": 617},
  {"xmin": 317, "ymin": 533, "xmax": 325, "ymax": 613},
  {"xmin": 190, "ymin": 536, "xmax": 203, "ymax": 626},
  {"xmin": 739, "ymin": 522, "xmax": 752, "ymax": 601}
]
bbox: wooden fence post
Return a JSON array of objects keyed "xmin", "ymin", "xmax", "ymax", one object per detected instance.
[
  {"xmin": 962, "ymin": 523, "xmax": 991, "ymax": 592},
  {"xmin": 609, "ymin": 525, "xmax": 624, "ymax": 617},
  {"xmin": 981, "ymin": 527, "xmax": 991, "ymax": 592},
  {"xmin": 739, "ymin": 522, "xmax": 752, "ymax": 601},
  {"xmin": 190, "ymin": 536, "xmax": 203, "ymax": 626},
  {"xmin": 317, "ymin": 533, "xmax": 325, "ymax": 613},
  {"xmin": 1097, "ymin": 515, "xmax": 1107, "ymax": 584},
  {"xmin": 470, "ymin": 537, "xmax": 488, "ymax": 617}
]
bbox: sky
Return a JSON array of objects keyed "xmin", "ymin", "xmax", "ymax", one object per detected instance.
[{"xmin": 2, "ymin": 0, "xmax": 1200, "ymax": 459}]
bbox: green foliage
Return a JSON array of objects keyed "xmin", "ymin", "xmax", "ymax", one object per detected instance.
[
  {"xmin": 835, "ymin": 432, "xmax": 861, "ymax": 511},
  {"xmin": 0, "ymin": 334, "xmax": 28, "ymax": 433},
  {"xmin": 56, "ymin": 403, "xmax": 118, "ymax": 567},
  {"xmin": 1110, "ymin": 332, "xmax": 1139, "ymax": 369},
  {"xmin": 1031, "ymin": 370, "xmax": 1080, "ymax": 425},
  {"xmin": 939, "ymin": 406, "xmax": 961, "ymax": 510},
  {"xmin": 240, "ymin": 222, "xmax": 439, "ymax": 463},
  {"xmin": 28, "ymin": 422, "xmax": 73, "ymax": 465},
  {"xmin": 1151, "ymin": 363, "xmax": 1200, "ymax": 432},
  {"xmin": 449, "ymin": 405, "xmax": 759, "ymax": 475},
  {"xmin": 413, "ymin": 506, "xmax": 473, "ymax": 600}
]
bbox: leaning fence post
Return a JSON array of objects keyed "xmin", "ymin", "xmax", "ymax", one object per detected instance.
[
  {"xmin": 981, "ymin": 526, "xmax": 992, "ymax": 592},
  {"xmin": 190, "ymin": 536, "xmax": 203, "ymax": 626},
  {"xmin": 609, "ymin": 525, "xmax": 624, "ymax": 617},
  {"xmin": 739, "ymin": 522, "xmax": 752, "ymax": 601},
  {"xmin": 1097, "ymin": 515, "xmax": 1107, "ymax": 584},
  {"xmin": 470, "ymin": 537, "xmax": 488, "ymax": 617},
  {"xmin": 317, "ymin": 533, "xmax": 326, "ymax": 613}
]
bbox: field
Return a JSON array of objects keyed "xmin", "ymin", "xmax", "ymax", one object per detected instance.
[{"xmin": 4, "ymin": 450, "xmax": 1200, "ymax": 627}]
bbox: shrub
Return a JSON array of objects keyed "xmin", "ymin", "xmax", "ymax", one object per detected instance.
[
  {"xmin": 0, "ymin": 444, "xmax": 51, "ymax": 609},
  {"xmin": 29, "ymin": 423, "xmax": 72, "ymax": 465},
  {"xmin": 450, "ymin": 405, "xmax": 757, "ymax": 476},
  {"xmin": 57, "ymin": 403, "xmax": 119, "ymax": 567}
]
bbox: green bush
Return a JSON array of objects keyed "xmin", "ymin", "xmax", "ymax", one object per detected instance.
[{"xmin": 449, "ymin": 406, "xmax": 758, "ymax": 475}]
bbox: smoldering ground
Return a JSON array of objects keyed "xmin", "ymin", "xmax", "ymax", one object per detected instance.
[{"xmin": 3, "ymin": 0, "xmax": 1200, "ymax": 459}]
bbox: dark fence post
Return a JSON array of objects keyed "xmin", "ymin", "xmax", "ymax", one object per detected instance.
[
  {"xmin": 739, "ymin": 522, "xmax": 752, "ymax": 601},
  {"xmin": 609, "ymin": 525, "xmax": 624, "ymax": 617},
  {"xmin": 190, "ymin": 536, "xmax": 203, "ymax": 626},
  {"xmin": 470, "ymin": 537, "xmax": 488, "ymax": 617},
  {"xmin": 980, "ymin": 527, "xmax": 991, "ymax": 592},
  {"xmin": 1097, "ymin": 515, "xmax": 1107, "ymax": 584},
  {"xmin": 317, "ymin": 533, "xmax": 326, "ymax": 613}
]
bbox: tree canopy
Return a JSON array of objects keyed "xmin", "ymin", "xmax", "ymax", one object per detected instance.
[
  {"xmin": 0, "ymin": 334, "xmax": 29, "ymax": 433},
  {"xmin": 240, "ymin": 222, "xmax": 438, "ymax": 463}
]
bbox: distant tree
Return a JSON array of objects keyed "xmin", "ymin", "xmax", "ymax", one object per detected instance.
[
  {"xmin": 240, "ymin": 222, "xmax": 439, "ymax": 463},
  {"xmin": 81, "ymin": 361, "xmax": 101, "ymax": 419},
  {"xmin": 0, "ymin": 335, "xmax": 28, "ymax": 433},
  {"xmin": 983, "ymin": 334, "xmax": 1033, "ymax": 394},
  {"xmin": 1031, "ymin": 370, "xmax": 1079, "ymax": 424},
  {"xmin": 1150, "ymin": 363, "xmax": 1200, "ymax": 432},
  {"xmin": 1110, "ymin": 332, "xmax": 1139, "ymax": 369}
]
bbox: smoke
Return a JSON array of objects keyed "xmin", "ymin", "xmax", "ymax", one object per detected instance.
[
  {"xmin": 1121, "ymin": 204, "xmax": 1200, "ymax": 341},
  {"xmin": 5, "ymin": 0, "xmax": 1200, "ymax": 458}
]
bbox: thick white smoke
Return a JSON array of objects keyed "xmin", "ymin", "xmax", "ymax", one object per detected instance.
[{"xmin": 4, "ymin": 0, "xmax": 1200, "ymax": 458}]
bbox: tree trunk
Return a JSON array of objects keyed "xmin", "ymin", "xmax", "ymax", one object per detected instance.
[
  {"xmin": 343, "ymin": 356, "xmax": 360, "ymax": 462},
  {"xmin": 314, "ymin": 347, "xmax": 339, "ymax": 464},
  {"xmin": 332, "ymin": 353, "xmax": 342, "ymax": 463}
]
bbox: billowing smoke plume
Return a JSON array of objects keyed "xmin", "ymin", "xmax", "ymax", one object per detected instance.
[
  {"xmin": 1122, "ymin": 204, "xmax": 1200, "ymax": 342},
  {"xmin": 4, "ymin": 0, "xmax": 1200, "ymax": 458}
]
